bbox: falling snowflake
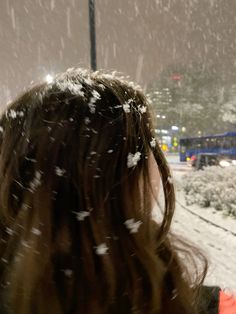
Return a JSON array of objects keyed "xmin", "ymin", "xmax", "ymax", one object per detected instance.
[
  {"xmin": 55, "ymin": 167, "xmax": 66, "ymax": 177},
  {"xmin": 124, "ymin": 219, "xmax": 142, "ymax": 234},
  {"xmin": 171, "ymin": 289, "xmax": 178, "ymax": 300},
  {"xmin": 6, "ymin": 227, "xmax": 14, "ymax": 236},
  {"xmin": 22, "ymin": 203, "xmax": 30, "ymax": 211},
  {"xmin": 21, "ymin": 240, "xmax": 31, "ymax": 248},
  {"xmin": 75, "ymin": 211, "xmax": 90, "ymax": 221},
  {"xmin": 29, "ymin": 171, "xmax": 42, "ymax": 192},
  {"xmin": 24, "ymin": 157, "xmax": 37, "ymax": 163},
  {"xmin": 95, "ymin": 243, "xmax": 109, "ymax": 255},
  {"xmin": 0, "ymin": 126, "xmax": 4, "ymax": 133},
  {"xmin": 150, "ymin": 137, "xmax": 156, "ymax": 148},
  {"xmin": 1, "ymin": 258, "xmax": 8, "ymax": 264},
  {"xmin": 31, "ymin": 228, "xmax": 42, "ymax": 236},
  {"xmin": 167, "ymin": 176, "xmax": 173, "ymax": 184},
  {"xmin": 107, "ymin": 149, "xmax": 113, "ymax": 153},
  {"xmin": 127, "ymin": 152, "xmax": 141, "ymax": 168}
]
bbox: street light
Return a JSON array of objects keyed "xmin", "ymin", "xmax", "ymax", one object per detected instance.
[
  {"xmin": 45, "ymin": 74, "xmax": 53, "ymax": 84},
  {"xmin": 88, "ymin": 0, "xmax": 97, "ymax": 71}
]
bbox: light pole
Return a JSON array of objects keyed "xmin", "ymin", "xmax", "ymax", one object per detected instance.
[{"xmin": 89, "ymin": 0, "xmax": 97, "ymax": 71}]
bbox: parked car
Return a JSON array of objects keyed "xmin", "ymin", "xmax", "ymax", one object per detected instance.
[
  {"xmin": 191, "ymin": 153, "xmax": 236, "ymax": 170},
  {"xmin": 190, "ymin": 153, "xmax": 236, "ymax": 170},
  {"xmin": 193, "ymin": 153, "xmax": 219, "ymax": 170}
]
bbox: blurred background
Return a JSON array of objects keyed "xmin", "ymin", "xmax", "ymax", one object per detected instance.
[{"xmin": 0, "ymin": 0, "xmax": 236, "ymax": 148}]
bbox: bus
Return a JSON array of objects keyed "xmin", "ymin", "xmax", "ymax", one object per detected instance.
[{"xmin": 179, "ymin": 131, "xmax": 236, "ymax": 162}]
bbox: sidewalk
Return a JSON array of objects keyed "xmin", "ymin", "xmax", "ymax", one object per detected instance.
[
  {"xmin": 176, "ymin": 189, "xmax": 236, "ymax": 235},
  {"xmin": 172, "ymin": 188, "xmax": 236, "ymax": 290}
]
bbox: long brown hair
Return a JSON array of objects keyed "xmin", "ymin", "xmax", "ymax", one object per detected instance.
[{"xmin": 0, "ymin": 69, "xmax": 207, "ymax": 314}]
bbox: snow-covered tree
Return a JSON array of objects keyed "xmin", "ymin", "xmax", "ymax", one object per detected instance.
[
  {"xmin": 220, "ymin": 85, "xmax": 236, "ymax": 125},
  {"xmin": 148, "ymin": 63, "xmax": 234, "ymax": 137}
]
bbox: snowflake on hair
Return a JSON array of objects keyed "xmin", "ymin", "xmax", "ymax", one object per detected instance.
[
  {"xmin": 95, "ymin": 243, "xmax": 109, "ymax": 255},
  {"xmin": 63, "ymin": 269, "xmax": 73, "ymax": 278},
  {"xmin": 138, "ymin": 105, "xmax": 147, "ymax": 114},
  {"xmin": 84, "ymin": 117, "xmax": 91, "ymax": 125},
  {"xmin": 6, "ymin": 109, "xmax": 24, "ymax": 120},
  {"xmin": 123, "ymin": 99, "xmax": 132, "ymax": 113},
  {"xmin": 88, "ymin": 90, "xmax": 101, "ymax": 114},
  {"xmin": 8, "ymin": 109, "xmax": 17, "ymax": 119},
  {"xmin": 55, "ymin": 167, "xmax": 66, "ymax": 177},
  {"xmin": 75, "ymin": 211, "xmax": 90, "ymax": 221},
  {"xmin": 167, "ymin": 176, "xmax": 173, "ymax": 184},
  {"xmin": 57, "ymin": 80, "xmax": 85, "ymax": 97},
  {"xmin": 127, "ymin": 152, "xmax": 141, "ymax": 168},
  {"xmin": 150, "ymin": 137, "xmax": 156, "ymax": 148},
  {"xmin": 124, "ymin": 219, "xmax": 142, "ymax": 234}
]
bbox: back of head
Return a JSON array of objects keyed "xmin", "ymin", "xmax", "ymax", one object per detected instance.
[{"xmin": 0, "ymin": 69, "xmax": 204, "ymax": 314}]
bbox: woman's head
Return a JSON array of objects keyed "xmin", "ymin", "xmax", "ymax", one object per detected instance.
[{"xmin": 0, "ymin": 69, "xmax": 203, "ymax": 314}]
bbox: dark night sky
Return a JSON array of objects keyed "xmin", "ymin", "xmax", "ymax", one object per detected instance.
[{"xmin": 0, "ymin": 0, "xmax": 236, "ymax": 106}]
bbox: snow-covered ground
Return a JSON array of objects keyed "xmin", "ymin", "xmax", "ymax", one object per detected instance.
[
  {"xmin": 169, "ymin": 164, "xmax": 236, "ymax": 292},
  {"xmin": 153, "ymin": 155, "xmax": 236, "ymax": 291}
]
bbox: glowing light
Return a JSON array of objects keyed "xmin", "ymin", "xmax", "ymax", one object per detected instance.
[
  {"xmin": 171, "ymin": 126, "xmax": 179, "ymax": 131},
  {"xmin": 45, "ymin": 74, "xmax": 54, "ymax": 84}
]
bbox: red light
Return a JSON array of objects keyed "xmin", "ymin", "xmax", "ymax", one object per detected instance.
[{"xmin": 170, "ymin": 74, "xmax": 182, "ymax": 81}]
